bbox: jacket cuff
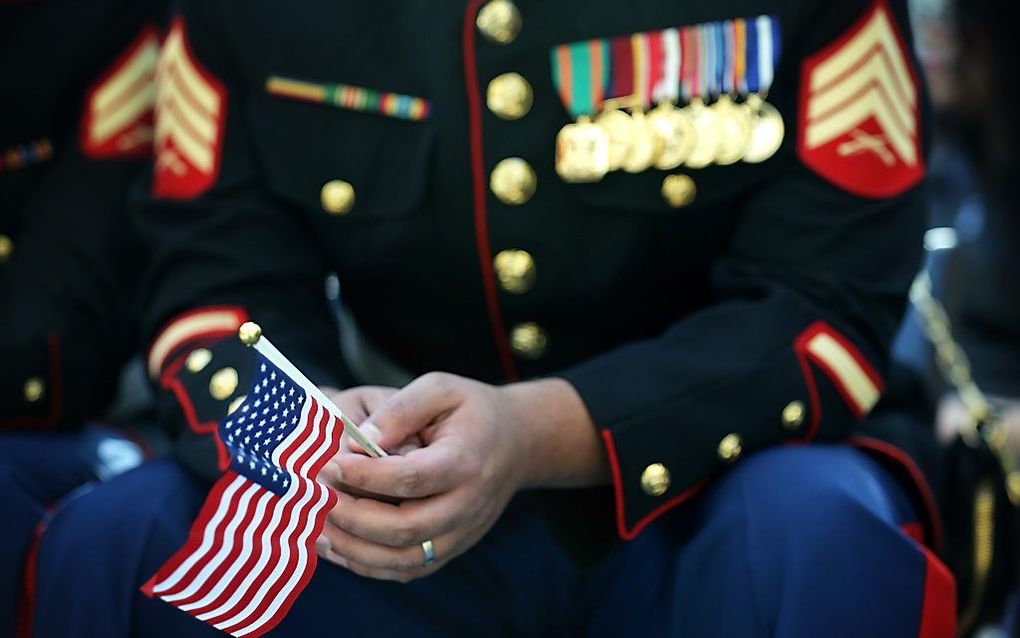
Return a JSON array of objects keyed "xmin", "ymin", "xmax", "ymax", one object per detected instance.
[
  {"xmin": 569, "ymin": 320, "xmax": 884, "ymax": 540},
  {"xmin": 147, "ymin": 306, "xmax": 249, "ymax": 380}
]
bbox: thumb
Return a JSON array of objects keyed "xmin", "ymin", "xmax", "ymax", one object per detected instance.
[{"xmin": 361, "ymin": 373, "xmax": 461, "ymax": 450}]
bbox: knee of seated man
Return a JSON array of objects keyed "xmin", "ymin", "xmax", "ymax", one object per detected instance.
[
  {"xmin": 40, "ymin": 459, "xmax": 205, "ymax": 561},
  {"xmin": 731, "ymin": 444, "xmax": 911, "ymax": 546}
]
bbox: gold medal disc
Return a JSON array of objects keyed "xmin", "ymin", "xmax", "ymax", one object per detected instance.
[
  {"xmin": 555, "ymin": 116, "xmax": 611, "ymax": 183},
  {"xmin": 620, "ymin": 110, "xmax": 661, "ymax": 174},
  {"xmin": 648, "ymin": 102, "xmax": 696, "ymax": 170},
  {"xmin": 711, "ymin": 95, "xmax": 753, "ymax": 165},
  {"xmin": 683, "ymin": 98, "xmax": 721, "ymax": 169},
  {"xmin": 742, "ymin": 94, "xmax": 785, "ymax": 164},
  {"xmin": 594, "ymin": 108, "xmax": 635, "ymax": 172}
]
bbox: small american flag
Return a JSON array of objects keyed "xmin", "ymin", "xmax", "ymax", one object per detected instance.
[{"xmin": 142, "ymin": 336, "xmax": 343, "ymax": 637}]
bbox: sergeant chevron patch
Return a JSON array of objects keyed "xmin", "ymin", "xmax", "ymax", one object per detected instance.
[
  {"xmin": 80, "ymin": 26, "xmax": 159, "ymax": 159},
  {"xmin": 152, "ymin": 18, "xmax": 226, "ymax": 200},
  {"xmin": 797, "ymin": 1, "xmax": 922, "ymax": 198}
]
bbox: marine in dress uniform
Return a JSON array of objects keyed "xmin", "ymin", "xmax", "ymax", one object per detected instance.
[
  {"xmin": 31, "ymin": 0, "xmax": 957, "ymax": 636},
  {"xmin": 0, "ymin": 0, "xmax": 165, "ymax": 633}
]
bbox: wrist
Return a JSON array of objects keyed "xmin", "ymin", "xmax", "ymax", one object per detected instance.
[{"xmin": 500, "ymin": 378, "xmax": 609, "ymax": 489}]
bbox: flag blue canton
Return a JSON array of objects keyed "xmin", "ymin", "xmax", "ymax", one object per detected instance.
[{"xmin": 217, "ymin": 355, "xmax": 306, "ymax": 495}]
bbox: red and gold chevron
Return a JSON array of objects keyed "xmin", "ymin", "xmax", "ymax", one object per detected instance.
[
  {"xmin": 80, "ymin": 26, "xmax": 160, "ymax": 159},
  {"xmin": 798, "ymin": 1, "xmax": 923, "ymax": 198},
  {"xmin": 152, "ymin": 17, "xmax": 226, "ymax": 200}
]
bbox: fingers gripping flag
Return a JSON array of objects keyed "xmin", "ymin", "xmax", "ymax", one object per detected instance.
[{"xmin": 142, "ymin": 334, "xmax": 343, "ymax": 637}]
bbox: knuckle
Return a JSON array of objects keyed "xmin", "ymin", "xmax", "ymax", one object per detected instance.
[
  {"xmin": 340, "ymin": 465, "xmax": 365, "ymax": 488},
  {"xmin": 421, "ymin": 371, "xmax": 457, "ymax": 395},
  {"xmin": 392, "ymin": 521, "xmax": 421, "ymax": 546},
  {"xmin": 395, "ymin": 554, "xmax": 420, "ymax": 571},
  {"xmin": 458, "ymin": 450, "xmax": 482, "ymax": 477},
  {"xmin": 397, "ymin": 466, "xmax": 423, "ymax": 497}
]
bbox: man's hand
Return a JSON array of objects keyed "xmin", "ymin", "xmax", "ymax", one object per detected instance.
[{"xmin": 316, "ymin": 373, "xmax": 608, "ymax": 582}]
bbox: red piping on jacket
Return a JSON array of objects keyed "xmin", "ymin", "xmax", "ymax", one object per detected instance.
[
  {"xmin": 160, "ymin": 349, "xmax": 230, "ymax": 470},
  {"xmin": 15, "ymin": 515, "xmax": 50, "ymax": 638},
  {"xmin": 602, "ymin": 429, "xmax": 709, "ymax": 540},
  {"xmin": 851, "ymin": 435, "xmax": 944, "ymax": 551},
  {"xmin": 462, "ymin": 0, "xmax": 518, "ymax": 381}
]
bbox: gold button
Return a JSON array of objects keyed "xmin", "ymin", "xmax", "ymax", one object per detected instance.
[
  {"xmin": 782, "ymin": 400, "xmax": 806, "ymax": 431},
  {"xmin": 320, "ymin": 180, "xmax": 355, "ymax": 215},
  {"xmin": 490, "ymin": 157, "xmax": 536, "ymax": 205},
  {"xmin": 661, "ymin": 174, "xmax": 697, "ymax": 208},
  {"xmin": 1007, "ymin": 471, "xmax": 1020, "ymax": 507},
  {"xmin": 493, "ymin": 249, "xmax": 536, "ymax": 294},
  {"xmin": 476, "ymin": 0, "xmax": 522, "ymax": 44},
  {"xmin": 209, "ymin": 367, "xmax": 239, "ymax": 401},
  {"xmin": 227, "ymin": 394, "xmax": 247, "ymax": 416},
  {"xmin": 0, "ymin": 235, "xmax": 12, "ymax": 263},
  {"xmin": 185, "ymin": 348, "xmax": 213, "ymax": 374},
  {"xmin": 510, "ymin": 322, "xmax": 548, "ymax": 359},
  {"xmin": 23, "ymin": 377, "xmax": 45, "ymax": 404},
  {"xmin": 487, "ymin": 73, "xmax": 533, "ymax": 120},
  {"xmin": 717, "ymin": 433, "xmax": 743, "ymax": 463},
  {"xmin": 640, "ymin": 463, "xmax": 671, "ymax": 497}
]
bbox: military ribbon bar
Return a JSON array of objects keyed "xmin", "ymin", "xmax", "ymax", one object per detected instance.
[
  {"xmin": 551, "ymin": 15, "xmax": 781, "ymax": 111},
  {"xmin": 265, "ymin": 75, "xmax": 430, "ymax": 121},
  {"xmin": 0, "ymin": 138, "xmax": 53, "ymax": 174}
]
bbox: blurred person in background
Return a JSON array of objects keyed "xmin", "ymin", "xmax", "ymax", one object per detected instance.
[
  {"xmin": 880, "ymin": 0, "xmax": 1020, "ymax": 633},
  {"xmin": 0, "ymin": 0, "xmax": 167, "ymax": 634}
]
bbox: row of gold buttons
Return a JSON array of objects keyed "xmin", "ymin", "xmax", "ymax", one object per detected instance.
[
  {"xmin": 2, "ymin": 234, "xmax": 44, "ymax": 404},
  {"xmin": 639, "ymin": 400, "xmax": 807, "ymax": 497},
  {"xmin": 480, "ymin": 1, "xmax": 548, "ymax": 361},
  {"xmin": 184, "ymin": 347, "xmax": 245, "ymax": 412}
]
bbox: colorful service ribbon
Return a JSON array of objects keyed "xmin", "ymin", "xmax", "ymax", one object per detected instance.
[
  {"xmin": 742, "ymin": 15, "xmax": 782, "ymax": 95},
  {"xmin": 551, "ymin": 15, "xmax": 781, "ymax": 116},
  {"xmin": 550, "ymin": 39, "xmax": 611, "ymax": 119},
  {"xmin": 265, "ymin": 75, "xmax": 430, "ymax": 121},
  {"xmin": 0, "ymin": 138, "xmax": 53, "ymax": 174}
]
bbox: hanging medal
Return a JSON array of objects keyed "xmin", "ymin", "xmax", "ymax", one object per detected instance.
[
  {"xmin": 647, "ymin": 28, "xmax": 694, "ymax": 170},
  {"xmin": 617, "ymin": 32, "xmax": 661, "ymax": 173},
  {"xmin": 712, "ymin": 21, "xmax": 753, "ymax": 165},
  {"xmin": 552, "ymin": 40, "xmax": 611, "ymax": 182},
  {"xmin": 682, "ymin": 25, "xmax": 720, "ymax": 169},
  {"xmin": 595, "ymin": 36, "xmax": 638, "ymax": 172},
  {"xmin": 741, "ymin": 15, "xmax": 784, "ymax": 164}
]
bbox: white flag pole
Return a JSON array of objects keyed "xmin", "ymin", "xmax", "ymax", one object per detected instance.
[{"xmin": 239, "ymin": 322, "xmax": 387, "ymax": 458}]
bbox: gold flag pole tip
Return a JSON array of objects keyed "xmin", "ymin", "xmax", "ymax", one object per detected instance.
[{"xmin": 238, "ymin": 322, "xmax": 263, "ymax": 347}]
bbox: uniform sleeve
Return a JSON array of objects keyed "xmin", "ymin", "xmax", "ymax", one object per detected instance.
[
  {"xmin": 0, "ymin": 7, "xmax": 167, "ymax": 431},
  {"xmin": 135, "ymin": 2, "xmax": 344, "ymax": 476},
  {"xmin": 560, "ymin": 0, "xmax": 929, "ymax": 539},
  {"xmin": 0, "ymin": 143, "xmax": 144, "ymax": 430}
]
